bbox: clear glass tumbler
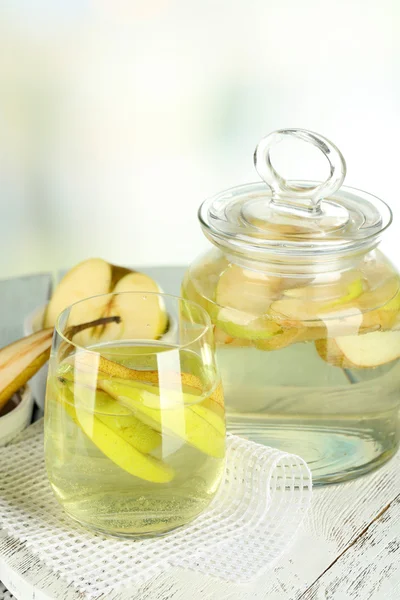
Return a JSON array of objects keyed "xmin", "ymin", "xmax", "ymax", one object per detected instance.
[{"xmin": 45, "ymin": 292, "xmax": 225, "ymax": 537}]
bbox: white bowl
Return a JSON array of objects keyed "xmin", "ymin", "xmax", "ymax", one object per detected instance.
[
  {"xmin": 0, "ymin": 386, "xmax": 33, "ymax": 446},
  {"xmin": 24, "ymin": 304, "xmax": 179, "ymax": 409},
  {"xmin": 23, "ymin": 304, "xmax": 48, "ymax": 409}
]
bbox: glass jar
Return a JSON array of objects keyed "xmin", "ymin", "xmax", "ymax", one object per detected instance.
[{"xmin": 182, "ymin": 128, "xmax": 400, "ymax": 485}]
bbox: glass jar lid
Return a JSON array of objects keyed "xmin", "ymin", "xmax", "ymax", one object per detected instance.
[{"xmin": 199, "ymin": 129, "xmax": 392, "ymax": 260}]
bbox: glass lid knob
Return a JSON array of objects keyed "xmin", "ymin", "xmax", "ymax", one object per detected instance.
[{"xmin": 254, "ymin": 128, "xmax": 347, "ymax": 214}]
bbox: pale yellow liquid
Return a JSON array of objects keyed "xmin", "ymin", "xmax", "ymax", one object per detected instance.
[
  {"xmin": 45, "ymin": 342, "xmax": 225, "ymax": 536},
  {"xmin": 217, "ymin": 342, "xmax": 400, "ymax": 484}
]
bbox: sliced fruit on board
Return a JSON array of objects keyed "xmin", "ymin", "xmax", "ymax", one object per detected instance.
[
  {"xmin": 44, "ymin": 258, "xmax": 114, "ymax": 328},
  {"xmin": 99, "ymin": 378, "xmax": 225, "ymax": 458},
  {"xmin": 94, "ymin": 272, "xmax": 168, "ymax": 343},
  {"xmin": 0, "ymin": 316, "xmax": 129, "ymax": 411},
  {"xmin": 44, "ymin": 258, "xmax": 168, "ymax": 344},
  {"xmin": 0, "ymin": 328, "xmax": 53, "ymax": 410},
  {"xmin": 58, "ymin": 381, "xmax": 174, "ymax": 482}
]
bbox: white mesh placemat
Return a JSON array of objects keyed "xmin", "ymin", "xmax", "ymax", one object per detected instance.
[{"xmin": 0, "ymin": 421, "xmax": 311, "ymax": 598}]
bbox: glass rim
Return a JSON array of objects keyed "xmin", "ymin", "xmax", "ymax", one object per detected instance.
[{"xmin": 55, "ymin": 290, "xmax": 213, "ymax": 354}]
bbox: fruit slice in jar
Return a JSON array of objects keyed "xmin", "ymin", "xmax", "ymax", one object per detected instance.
[
  {"xmin": 336, "ymin": 330, "xmax": 400, "ymax": 367},
  {"xmin": 45, "ymin": 258, "xmax": 169, "ymax": 344},
  {"xmin": 214, "ymin": 264, "xmax": 283, "ymax": 342},
  {"xmin": 216, "ymin": 264, "xmax": 281, "ymax": 313},
  {"xmin": 57, "ymin": 381, "xmax": 175, "ymax": 482},
  {"xmin": 357, "ymin": 276, "xmax": 400, "ymax": 331},
  {"xmin": 216, "ymin": 308, "xmax": 282, "ymax": 340},
  {"xmin": 283, "ymin": 271, "xmax": 364, "ymax": 304},
  {"xmin": 271, "ymin": 271, "xmax": 365, "ymax": 324},
  {"xmin": 316, "ymin": 330, "xmax": 400, "ymax": 368}
]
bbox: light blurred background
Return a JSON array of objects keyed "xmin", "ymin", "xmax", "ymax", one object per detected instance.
[{"xmin": 0, "ymin": 0, "xmax": 399, "ymax": 278}]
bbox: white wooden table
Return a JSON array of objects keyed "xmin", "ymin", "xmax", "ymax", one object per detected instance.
[{"xmin": 0, "ymin": 267, "xmax": 399, "ymax": 600}]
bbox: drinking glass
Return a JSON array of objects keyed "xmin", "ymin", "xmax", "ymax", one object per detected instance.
[{"xmin": 44, "ymin": 292, "xmax": 225, "ymax": 537}]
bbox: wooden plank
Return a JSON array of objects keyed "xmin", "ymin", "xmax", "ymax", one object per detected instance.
[
  {"xmin": 249, "ymin": 450, "xmax": 400, "ymax": 599},
  {"xmin": 300, "ymin": 494, "xmax": 400, "ymax": 599},
  {"xmin": 0, "ymin": 273, "xmax": 52, "ymax": 346},
  {"xmin": 0, "ymin": 453, "xmax": 399, "ymax": 599}
]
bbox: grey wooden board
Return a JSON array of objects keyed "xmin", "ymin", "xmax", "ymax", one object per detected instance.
[
  {"xmin": 0, "ymin": 270, "xmax": 400, "ymax": 600},
  {"xmin": 0, "ymin": 274, "xmax": 52, "ymax": 346}
]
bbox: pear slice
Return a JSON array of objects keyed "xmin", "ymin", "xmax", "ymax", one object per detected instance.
[
  {"xmin": 283, "ymin": 272, "xmax": 364, "ymax": 304},
  {"xmin": 334, "ymin": 330, "xmax": 400, "ymax": 368},
  {"xmin": 0, "ymin": 328, "xmax": 53, "ymax": 410},
  {"xmin": 44, "ymin": 258, "xmax": 168, "ymax": 344},
  {"xmin": 216, "ymin": 307, "xmax": 282, "ymax": 340},
  {"xmin": 94, "ymin": 272, "xmax": 168, "ymax": 343},
  {"xmin": 58, "ymin": 382, "xmax": 174, "ymax": 482},
  {"xmin": 101, "ymin": 377, "xmax": 225, "ymax": 437},
  {"xmin": 216, "ymin": 264, "xmax": 281, "ymax": 314},
  {"xmin": 271, "ymin": 273, "xmax": 365, "ymax": 325},
  {"xmin": 99, "ymin": 378, "xmax": 225, "ymax": 458},
  {"xmin": 61, "ymin": 361, "xmax": 226, "ymax": 438},
  {"xmin": 315, "ymin": 338, "xmax": 351, "ymax": 368},
  {"xmin": 44, "ymin": 258, "xmax": 113, "ymax": 328},
  {"xmin": 213, "ymin": 325, "xmax": 254, "ymax": 347},
  {"xmin": 69, "ymin": 381, "xmax": 162, "ymax": 454},
  {"xmin": 356, "ymin": 277, "xmax": 400, "ymax": 331},
  {"xmin": 73, "ymin": 351, "xmax": 225, "ymax": 410}
]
